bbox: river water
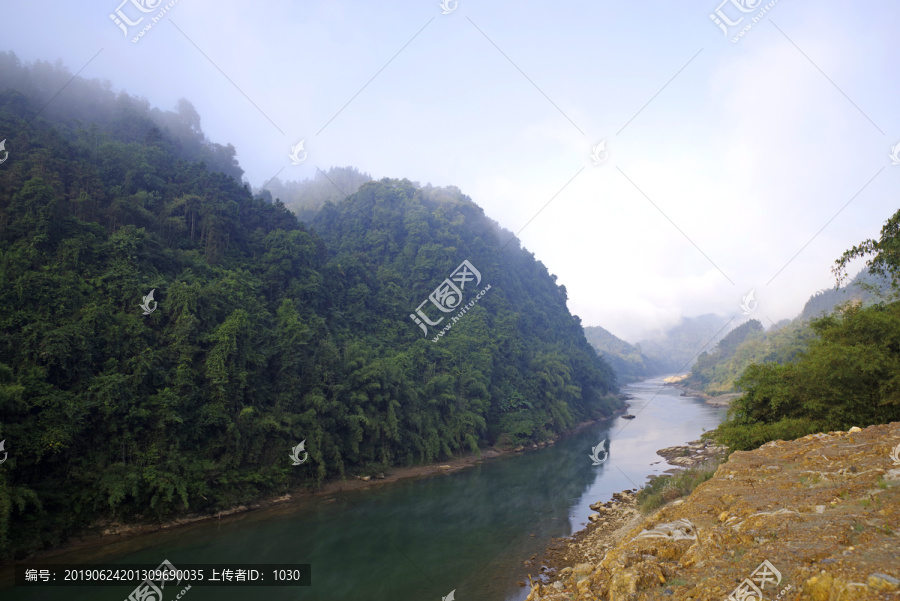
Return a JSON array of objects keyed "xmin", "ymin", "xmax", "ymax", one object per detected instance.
[{"xmin": 0, "ymin": 375, "xmax": 727, "ymax": 601}]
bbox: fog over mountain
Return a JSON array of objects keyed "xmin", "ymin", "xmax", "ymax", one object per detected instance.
[{"xmin": 2, "ymin": 1, "xmax": 897, "ymax": 342}]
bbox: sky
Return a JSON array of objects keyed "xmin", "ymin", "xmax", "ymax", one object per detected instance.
[{"xmin": 2, "ymin": 0, "xmax": 898, "ymax": 343}]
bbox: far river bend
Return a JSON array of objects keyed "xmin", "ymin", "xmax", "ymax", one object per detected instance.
[{"xmin": 0, "ymin": 375, "xmax": 727, "ymax": 601}]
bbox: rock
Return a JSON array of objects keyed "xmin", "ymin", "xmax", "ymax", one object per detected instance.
[
  {"xmin": 375, "ymin": 472, "xmax": 386, "ymax": 479},
  {"xmin": 622, "ymin": 414, "xmax": 636, "ymax": 419},
  {"xmin": 868, "ymin": 573, "xmax": 899, "ymax": 591},
  {"xmin": 438, "ymin": 465, "xmax": 451, "ymax": 469},
  {"xmin": 588, "ymin": 513, "xmax": 601, "ymax": 522},
  {"xmin": 360, "ymin": 476, "xmax": 371, "ymax": 482},
  {"xmin": 572, "ymin": 563, "xmax": 593, "ymax": 578},
  {"xmin": 634, "ymin": 518, "xmax": 696, "ymax": 541},
  {"xmin": 848, "ymin": 426, "xmax": 862, "ymax": 433},
  {"xmin": 525, "ymin": 422, "xmax": 900, "ymax": 601}
]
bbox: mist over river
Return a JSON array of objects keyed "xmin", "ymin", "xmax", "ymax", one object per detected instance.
[{"xmin": 0, "ymin": 376, "xmax": 726, "ymax": 601}]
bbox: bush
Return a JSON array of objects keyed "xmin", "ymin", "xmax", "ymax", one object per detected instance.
[
  {"xmin": 708, "ymin": 300, "xmax": 900, "ymax": 451},
  {"xmin": 636, "ymin": 457, "xmax": 724, "ymax": 514}
]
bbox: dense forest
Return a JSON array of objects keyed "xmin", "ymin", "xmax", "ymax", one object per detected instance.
[
  {"xmin": 0, "ymin": 52, "xmax": 620, "ymax": 560},
  {"xmin": 582, "ymin": 325, "xmax": 662, "ymax": 383},
  {"xmin": 710, "ymin": 210, "xmax": 900, "ymax": 450}
]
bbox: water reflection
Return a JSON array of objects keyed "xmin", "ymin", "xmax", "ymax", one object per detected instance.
[{"xmin": 0, "ymin": 376, "xmax": 725, "ymax": 601}]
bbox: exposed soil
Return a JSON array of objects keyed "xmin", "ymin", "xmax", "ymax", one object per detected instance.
[{"xmin": 524, "ymin": 421, "xmax": 900, "ymax": 600}]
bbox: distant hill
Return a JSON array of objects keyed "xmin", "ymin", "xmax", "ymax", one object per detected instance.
[
  {"xmin": 583, "ymin": 325, "xmax": 661, "ymax": 383},
  {"xmin": 684, "ymin": 268, "xmax": 894, "ymax": 395},
  {"xmin": 800, "ymin": 269, "xmax": 894, "ymax": 320},
  {"xmin": 635, "ymin": 314, "xmax": 732, "ymax": 375}
]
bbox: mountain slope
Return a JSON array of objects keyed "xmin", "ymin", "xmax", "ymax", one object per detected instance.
[
  {"xmin": 683, "ymin": 268, "xmax": 894, "ymax": 396},
  {"xmin": 583, "ymin": 325, "xmax": 661, "ymax": 383},
  {"xmin": 0, "ymin": 55, "xmax": 620, "ymax": 559},
  {"xmin": 635, "ymin": 314, "xmax": 732, "ymax": 375}
]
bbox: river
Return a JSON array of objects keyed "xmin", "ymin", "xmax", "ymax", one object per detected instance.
[{"xmin": 0, "ymin": 375, "xmax": 727, "ymax": 601}]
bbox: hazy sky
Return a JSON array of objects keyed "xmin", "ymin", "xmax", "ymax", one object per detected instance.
[{"xmin": 3, "ymin": 0, "xmax": 898, "ymax": 342}]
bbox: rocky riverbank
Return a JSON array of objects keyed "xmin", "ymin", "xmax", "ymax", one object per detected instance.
[
  {"xmin": 653, "ymin": 439, "xmax": 729, "ymax": 472},
  {"xmin": 525, "ymin": 421, "xmax": 900, "ymax": 600}
]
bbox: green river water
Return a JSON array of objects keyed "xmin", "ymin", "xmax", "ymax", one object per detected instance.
[{"xmin": 0, "ymin": 375, "xmax": 727, "ymax": 601}]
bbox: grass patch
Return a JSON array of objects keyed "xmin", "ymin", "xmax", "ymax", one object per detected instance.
[
  {"xmin": 800, "ymin": 474, "xmax": 822, "ymax": 487},
  {"xmin": 636, "ymin": 457, "xmax": 725, "ymax": 514}
]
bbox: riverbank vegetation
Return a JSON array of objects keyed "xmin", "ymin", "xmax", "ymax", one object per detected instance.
[
  {"xmin": 635, "ymin": 458, "xmax": 723, "ymax": 514},
  {"xmin": 0, "ymin": 53, "xmax": 619, "ymax": 560},
  {"xmin": 684, "ymin": 269, "xmax": 891, "ymax": 398},
  {"xmin": 710, "ymin": 208, "xmax": 900, "ymax": 451}
]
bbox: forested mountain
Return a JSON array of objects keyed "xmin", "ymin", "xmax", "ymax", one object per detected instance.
[
  {"xmin": 582, "ymin": 325, "xmax": 661, "ymax": 383},
  {"xmin": 685, "ymin": 268, "xmax": 893, "ymax": 395},
  {"xmin": 634, "ymin": 314, "xmax": 732, "ymax": 375},
  {"xmin": 0, "ymin": 54, "xmax": 620, "ymax": 559}
]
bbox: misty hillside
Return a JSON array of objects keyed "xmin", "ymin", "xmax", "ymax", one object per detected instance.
[
  {"xmin": 634, "ymin": 314, "xmax": 732, "ymax": 375},
  {"xmin": 257, "ymin": 166, "xmax": 373, "ymax": 222},
  {"xmin": 685, "ymin": 268, "xmax": 894, "ymax": 395},
  {"xmin": 799, "ymin": 268, "xmax": 894, "ymax": 320},
  {"xmin": 582, "ymin": 325, "xmax": 661, "ymax": 383},
  {"xmin": 0, "ymin": 56, "xmax": 620, "ymax": 559}
]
